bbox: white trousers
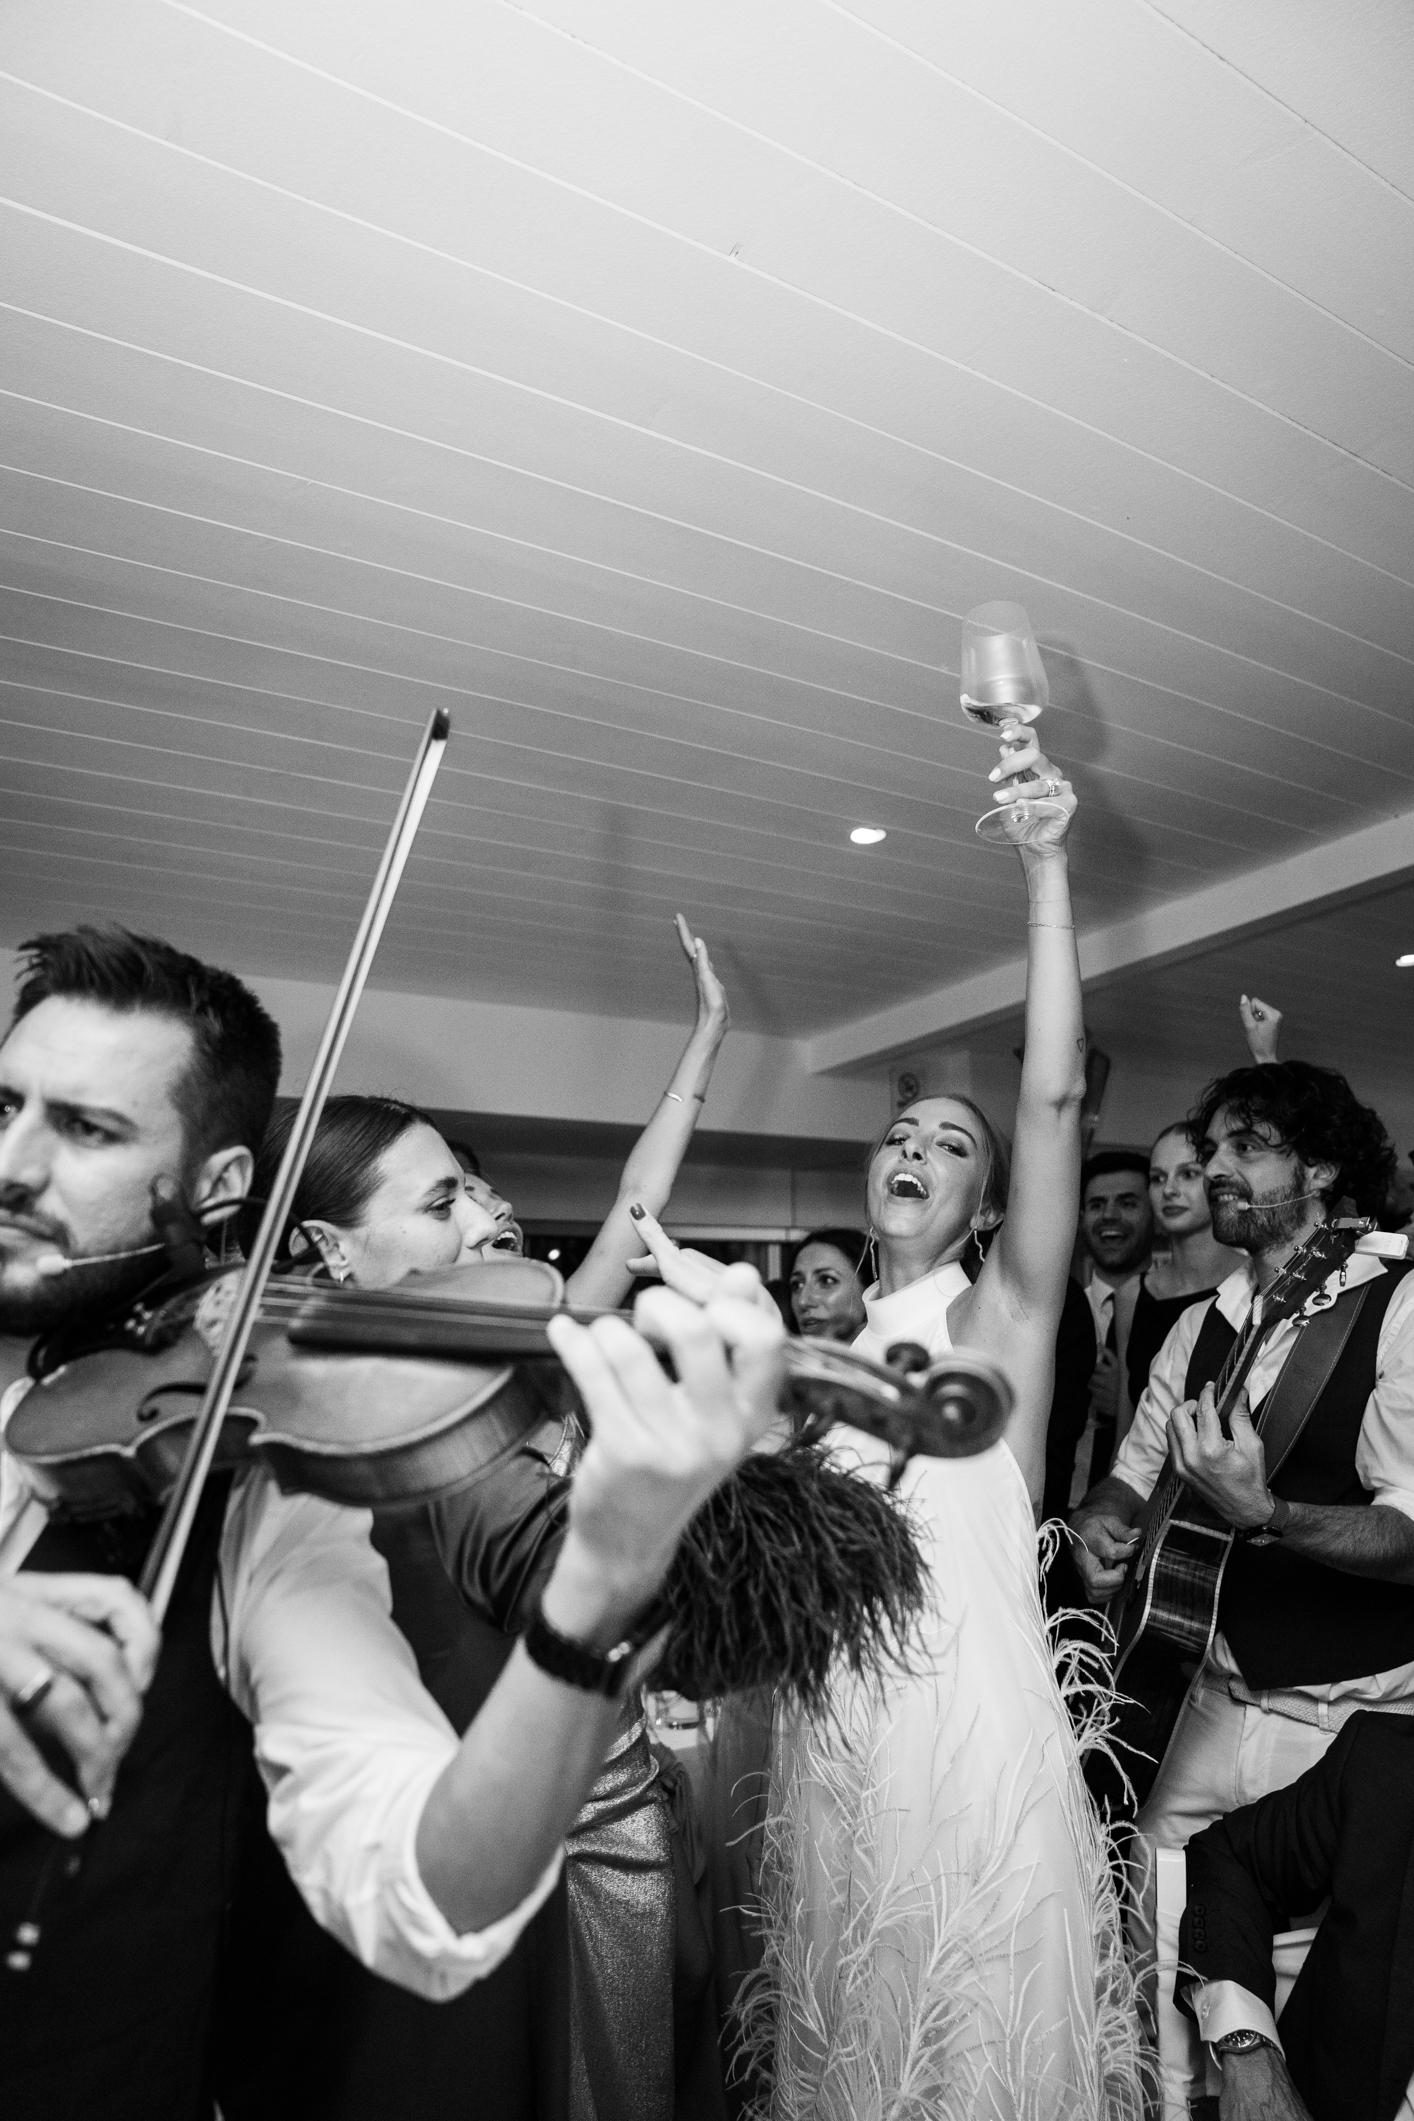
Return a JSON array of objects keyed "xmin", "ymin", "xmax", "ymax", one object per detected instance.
[
  {"xmin": 1134, "ymin": 1668, "xmax": 1338, "ymax": 1850},
  {"xmin": 1129, "ymin": 1671, "xmax": 1337, "ymax": 2111}
]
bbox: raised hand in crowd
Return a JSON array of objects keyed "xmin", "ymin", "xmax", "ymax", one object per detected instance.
[
  {"xmin": 562, "ymin": 918, "xmax": 731, "ymax": 1309},
  {"xmin": 1239, "ymin": 993, "xmax": 1283, "ymax": 1065}
]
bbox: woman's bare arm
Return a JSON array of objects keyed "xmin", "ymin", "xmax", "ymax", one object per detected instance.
[
  {"xmin": 953, "ymin": 734, "xmax": 1085, "ymax": 1504},
  {"xmin": 566, "ymin": 919, "xmax": 729, "ymax": 1310}
]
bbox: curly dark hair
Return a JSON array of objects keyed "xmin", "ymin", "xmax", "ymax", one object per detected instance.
[{"xmin": 1191, "ymin": 1061, "xmax": 1395, "ymax": 1218}]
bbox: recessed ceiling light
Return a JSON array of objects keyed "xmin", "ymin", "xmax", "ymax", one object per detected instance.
[
  {"xmin": 1398, "ymin": 953, "xmax": 1414, "ymax": 968},
  {"xmin": 850, "ymin": 826, "xmax": 887, "ymax": 845}
]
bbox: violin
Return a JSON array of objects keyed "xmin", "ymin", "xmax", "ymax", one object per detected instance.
[
  {"xmin": 3, "ymin": 702, "xmax": 1009, "ymax": 1978},
  {"xmin": 10, "ymin": 1255, "xmax": 1012, "ymax": 1521}
]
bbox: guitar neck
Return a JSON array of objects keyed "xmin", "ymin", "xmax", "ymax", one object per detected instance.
[{"xmin": 1131, "ymin": 1308, "xmax": 1270, "ymax": 1564}]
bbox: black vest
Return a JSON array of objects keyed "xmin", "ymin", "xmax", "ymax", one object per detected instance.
[
  {"xmin": 0, "ymin": 1480, "xmax": 253, "ymax": 2121},
  {"xmin": 1184, "ymin": 1262, "xmax": 1414, "ymax": 1690}
]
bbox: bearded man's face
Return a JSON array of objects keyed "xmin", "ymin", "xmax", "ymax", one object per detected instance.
[
  {"xmin": 1201, "ymin": 1107, "xmax": 1325, "ymax": 1253},
  {"xmin": 0, "ymin": 998, "xmax": 198, "ymax": 1338}
]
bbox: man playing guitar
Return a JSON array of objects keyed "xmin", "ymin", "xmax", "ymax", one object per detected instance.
[{"xmin": 1069, "ymin": 1058, "xmax": 1414, "ymax": 1861}]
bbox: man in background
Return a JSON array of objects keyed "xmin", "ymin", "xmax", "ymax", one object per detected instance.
[{"xmin": 1045, "ymin": 1151, "xmax": 1153, "ymax": 1531}]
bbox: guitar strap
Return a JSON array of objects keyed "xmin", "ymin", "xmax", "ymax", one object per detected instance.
[{"xmin": 1254, "ymin": 1280, "xmax": 1373, "ymax": 1479}]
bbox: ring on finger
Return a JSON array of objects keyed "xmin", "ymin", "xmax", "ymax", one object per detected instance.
[
  {"xmin": 1043, "ymin": 777, "xmax": 1060, "ymax": 798},
  {"xmin": 10, "ymin": 1663, "xmax": 56, "ymax": 1715}
]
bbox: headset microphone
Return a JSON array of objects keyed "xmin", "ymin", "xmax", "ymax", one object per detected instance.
[
  {"xmin": 34, "ymin": 1181, "xmax": 218, "ymax": 1280},
  {"xmin": 34, "ymin": 1239, "xmax": 166, "ymax": 1279},
  {"xmin": 1220, "ymin": 1190, "xmax": 1326, "ymax": 1213}
]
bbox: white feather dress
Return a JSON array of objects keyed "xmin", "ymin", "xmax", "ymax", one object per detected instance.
[{"xmin": 745, "ymin": 1264, "xmax": 1143, "ymax": 2121}]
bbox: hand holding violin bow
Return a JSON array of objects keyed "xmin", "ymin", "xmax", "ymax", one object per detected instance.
[{"xmin": 0, "ymin": 1572, "xmax": 158, "ymax": 1841}]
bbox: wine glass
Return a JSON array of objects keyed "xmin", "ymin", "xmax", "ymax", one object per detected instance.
[{"xmin": 958, "ymin": 601, "xmax": 1067, "ymax": 845}]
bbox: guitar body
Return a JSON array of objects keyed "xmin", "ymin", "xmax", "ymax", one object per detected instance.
[
  {"xmin": 1112, "ymin": 1493, "xmax": 1234, "ymax": 1676},
  {"xmin": 1099, "ymin": 1495, "xmax": 1236, "ymax": 1814}
]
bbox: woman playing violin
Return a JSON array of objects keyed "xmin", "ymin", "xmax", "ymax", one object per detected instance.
[{"xmin": 241, "ymin": 921, "xmax": 734, "ymax": 2121}]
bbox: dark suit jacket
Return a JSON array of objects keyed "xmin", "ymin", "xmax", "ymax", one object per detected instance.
[
  {"xmin": 1179, "ymin": 1712, "xmax": 1414, "ymax": 2121},
  {"xmin": 1042, "ymin": 1273, "xmax": 1100, "ymax": 1525}
]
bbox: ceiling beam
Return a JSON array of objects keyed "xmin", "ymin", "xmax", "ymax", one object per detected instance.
[{"xmin": 804, "ymin": 808, "xmax": 1414, "ymax": 1075}]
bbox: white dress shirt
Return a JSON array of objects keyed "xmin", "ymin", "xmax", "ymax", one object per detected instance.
[
  {"xmin": 0, "ymin": 1377, "xmax": 559, "ymax": 1999},
  {"xmin": 1110, "ymin": 1246, "xmax": 1414, "ymax": 1711}
]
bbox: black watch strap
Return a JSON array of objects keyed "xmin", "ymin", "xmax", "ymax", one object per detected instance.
[
  {"xmin": 522, "ymin": 1601, "xmax": 636, "ymax": 1699},
  {"xmin": 1239, "ymin": 1494, "xmax": 1293, "ymax": 1546}
]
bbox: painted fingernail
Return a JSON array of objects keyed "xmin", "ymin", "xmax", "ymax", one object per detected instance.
[
  {"xmin": 87, "ymin": 1791, "xmax": 112, "ymax": 1821},
  {"xmin": 629, "ymin": 1202, "xmax": 644, "ymax": 1220}
]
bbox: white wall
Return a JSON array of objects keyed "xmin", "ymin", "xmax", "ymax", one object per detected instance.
[
  {"xmin": 488, "ymin": 1146, "xmax": 868, "ymax": 1236},
  {"xmin": 0, "ymin": 948, "xmax": 883, "ymax": 1233},
  {"xmin": 250, "ymin": 973, "xmax": 886, "ymax": 1145},
  {"xmin": 0, "ymin": 948, "xmax": 887, "ymax": 1145}
]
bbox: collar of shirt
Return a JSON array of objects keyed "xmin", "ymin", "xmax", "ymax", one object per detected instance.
[{"xmin": 1085, "ymin": 1270, "xmax": 1139, "ymax": 1337}]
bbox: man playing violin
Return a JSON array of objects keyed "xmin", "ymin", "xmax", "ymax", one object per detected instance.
[{"xmin": 0, "ymin": 926, "xmax": 785, "ymax": 2121}]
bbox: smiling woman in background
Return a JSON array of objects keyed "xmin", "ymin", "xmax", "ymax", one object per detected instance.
[{"xmin": 1125, "ymin": 1121, "xmax": 1244, "ymax": 1412}]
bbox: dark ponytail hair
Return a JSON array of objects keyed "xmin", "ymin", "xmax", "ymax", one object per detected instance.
[{"xmin": 241, "ymin": 1093, "xmax": 436, "ymax": 1263}]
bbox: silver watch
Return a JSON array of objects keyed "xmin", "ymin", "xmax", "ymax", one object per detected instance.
[{"xmin": 1214, "ymin": 2028, "xmax": 1278, "ymax": 2059}]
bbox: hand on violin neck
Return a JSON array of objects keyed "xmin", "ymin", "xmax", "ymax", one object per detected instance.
[{"xmin": 542, "ymin": 1282, "xmax": 785, "ymax": 1644}]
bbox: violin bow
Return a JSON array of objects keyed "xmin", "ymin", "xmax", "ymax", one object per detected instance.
[{"xmin": 138, "ymin": 708, "xmax": 451, "ymax": 1620}]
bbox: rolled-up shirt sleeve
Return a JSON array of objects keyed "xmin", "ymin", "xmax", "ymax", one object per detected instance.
[
  {"xmin": 1355, "ymin": 1273, "xmax": 1414, "ymax": 1524},
  {"xmin": 217, "ymin": 1470, "xmax": 560, "ymax": 1999}
]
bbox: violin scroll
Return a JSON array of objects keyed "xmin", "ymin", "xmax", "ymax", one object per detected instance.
[{"xmin": 782, "ymin": 1337, "xmax": 1010, "ymax": 1472}]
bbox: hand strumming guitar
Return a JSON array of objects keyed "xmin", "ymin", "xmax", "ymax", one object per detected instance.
[{"xmin": 1069, "ymin": 1484, "xmax": 1140, "ymax": 1606}]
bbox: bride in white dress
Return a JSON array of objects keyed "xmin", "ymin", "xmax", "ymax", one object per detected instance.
[
  {"xmin": 752, "ymin": 732, "xmax": 1142, "ymax": 2121},
  {"xmin": 629, "ymin": 732, "xmax": 1142, "ymax": 2118}
]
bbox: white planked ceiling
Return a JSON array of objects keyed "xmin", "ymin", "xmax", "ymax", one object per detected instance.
[{"xmin": 1, "ymin": 0, "xmax": 1412, "ymax": 1045}]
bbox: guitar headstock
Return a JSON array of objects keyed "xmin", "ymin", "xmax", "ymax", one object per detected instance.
[{"xmin": 1261, "ymin": 1218, "xmax": 1373, "ymax": 1326}]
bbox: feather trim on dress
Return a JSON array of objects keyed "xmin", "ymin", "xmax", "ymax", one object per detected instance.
[{"xmin": 733, "ymin": 1519, "xmax": 1148, "ymax": 2121}]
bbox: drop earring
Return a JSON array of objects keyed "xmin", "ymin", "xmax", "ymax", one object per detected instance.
[
  {"xmin": 865, "ymin": 1228, "xmax": 880, "ymax": 1286},
  {"xmin": 970, "ymin": 1227, "xmax": 986, "ymax": 1274}
]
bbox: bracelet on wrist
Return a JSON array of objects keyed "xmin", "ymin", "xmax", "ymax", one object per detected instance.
[
  {"xmin": 663, "ymin": 1090, "xmax": 706, "ymax": 1106},
  {"xmin": 1028, "ymin": 917, "xmax": 1075, "ymax": 931},
  {"xmin": 521, "ymin": 1599, "xmax": 639, "ymax": 1699}
]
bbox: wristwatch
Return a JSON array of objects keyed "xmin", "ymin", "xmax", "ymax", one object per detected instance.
[
  {"xmin": 522, "ymin": 1599, "xmax": 638, "ymax": 1699},
  {"xmin": 1213, "ymin": 2028, "xmax": 1279, "ymax": 2059},
  {"xmin": 1238, "ymin": 1493, "xmax": 1293, "ymax": 1547}
]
